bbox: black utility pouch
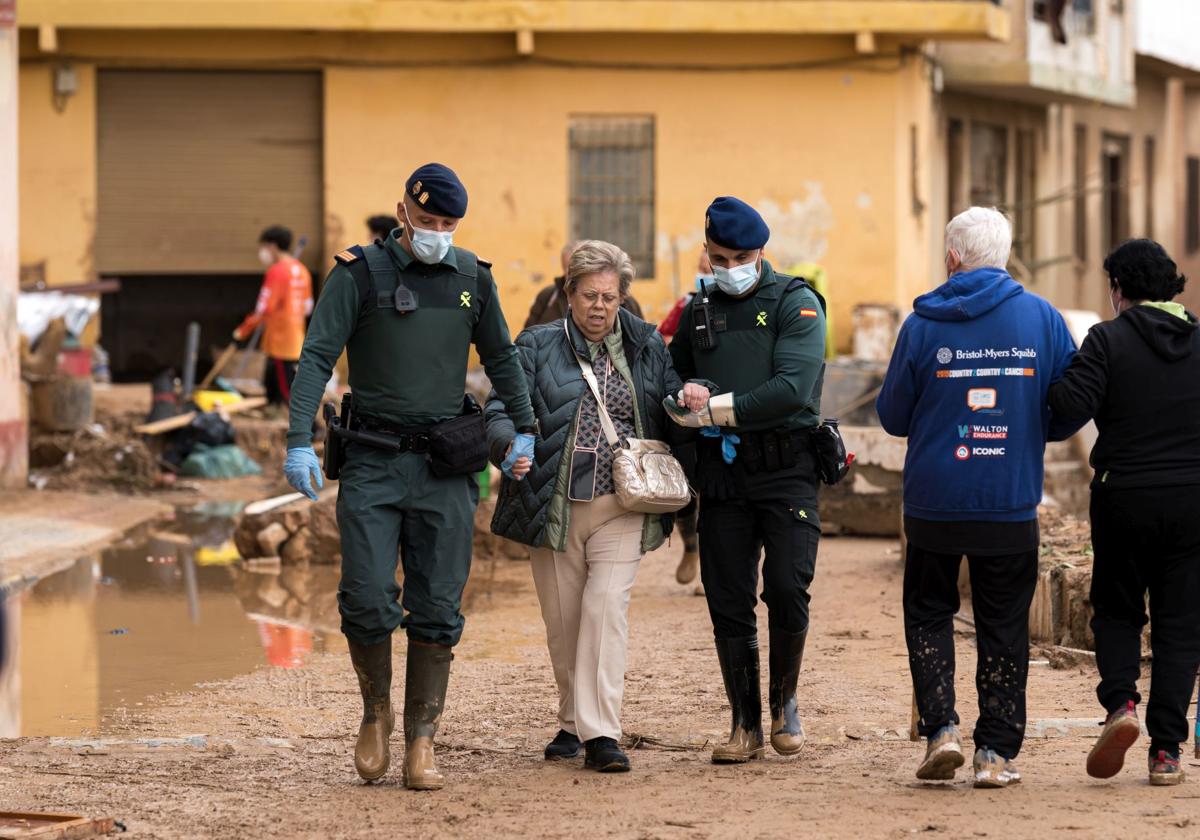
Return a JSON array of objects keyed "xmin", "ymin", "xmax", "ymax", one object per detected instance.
[
  {"xmin": 321, "ymin": 393, "xmax": 352, "ymax": 481},
  {"xmin": 428, "ymin": 395, "xmax": 489, "ymax": 478},
  {"xmin": 740, "ymin": 434, "xmax": 764, "ymax": 475},
  {"xmin": 809, "ymin": 418, "xmax": 852, "ymax": 486}
]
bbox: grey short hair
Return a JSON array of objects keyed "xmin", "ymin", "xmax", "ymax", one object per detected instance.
[
  {"xmin": 945, "ymin": 207, "xmax": 1012, "ymax": 270},
  {"xmin": 564, "ymin": 240, "xmax": 635, "ymax": 296}
]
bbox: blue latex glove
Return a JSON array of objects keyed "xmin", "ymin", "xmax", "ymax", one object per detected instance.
[
  {"xmin": 501, "ymin": 432, "xmax": 537, "ymax": 480},
  {"xmin": 284, "ymin": 446, "xmax": 324, "ymax": 501},
  {"xmin": 701, "ymin": 426, "xmax": 740, "ymax": 464}
]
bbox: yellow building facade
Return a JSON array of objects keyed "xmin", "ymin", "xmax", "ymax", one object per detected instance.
[{"xmin": 15, "ymin": 0, "xmax": 1007, "ymax": 371}]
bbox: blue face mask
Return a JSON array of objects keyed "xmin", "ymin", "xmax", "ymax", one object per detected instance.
[
  {"xmin": 712, "ymin": 259, "xmax": 759, "ymax": 296},
  {"xmin": 408, "ymin": 223, "xmax": 454, "ymax": 264},
  {"xmin": 695, "ymin": 272, "xmax": 715, "ymax": 291}
]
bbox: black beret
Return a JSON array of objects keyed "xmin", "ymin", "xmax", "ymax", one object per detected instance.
[
  {"xmin": 405, "ymin": 163, "xmax": 468, "ymax": 218},
  {"xmin": 704, "ymin": 196, "xmax": 770, "ymax": 251}
]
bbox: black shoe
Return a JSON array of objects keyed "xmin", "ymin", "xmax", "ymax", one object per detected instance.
[
  {"xmin": 584, "ymin": 737, "xmax": 630, "ymax": 772},
  {"xmin": 544, "ymin": 729, "xmax": 581, "ymax": 760}
]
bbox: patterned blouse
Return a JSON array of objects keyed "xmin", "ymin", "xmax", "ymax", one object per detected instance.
[{"xmin": 576, "ymin": 341, "xmax": 637, "ymax": 497}]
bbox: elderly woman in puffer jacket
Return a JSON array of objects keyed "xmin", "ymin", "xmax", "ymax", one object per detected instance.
[{"xmin": 486, "ymin": 239, "xmax": 703, "ymax": 774}]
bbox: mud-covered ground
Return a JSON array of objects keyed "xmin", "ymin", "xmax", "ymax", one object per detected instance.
[{"xmin": 1, "ymin": 536, "xmax": 1197, "ymax": 839}]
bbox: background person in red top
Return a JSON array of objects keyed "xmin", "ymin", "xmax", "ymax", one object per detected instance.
[{"xmin": 234, "ymin": 225, "xmax": 315, "ymax": 406}]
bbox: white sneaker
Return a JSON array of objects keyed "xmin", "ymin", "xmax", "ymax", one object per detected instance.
[
  {"xmin": 916, "ymin": 724, "xmax": 965, "ymax": 780},
  {"xmin": 973, "ymin": 747, "xmax": 1021, "ymax": 788}
]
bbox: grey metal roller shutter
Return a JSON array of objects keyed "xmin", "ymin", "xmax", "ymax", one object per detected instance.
[{"xmin": 96, "ymin": 70, "xmax": 322, "ymax": 274}]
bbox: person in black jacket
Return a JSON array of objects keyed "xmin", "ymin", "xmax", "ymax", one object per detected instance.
[
  {"xmin": 486, "ymin": 240, "xmax": 697, "ymax": 774},
  {"xmin": 1048, "ymin": 239, "xmax": 1200, "ymax": 787}
]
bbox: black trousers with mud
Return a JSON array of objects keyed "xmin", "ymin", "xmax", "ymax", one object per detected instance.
[
  {"xmin": 1090, "ymin": 485, "xmax": 1200, "ymax": 756},
  {"xmin": 903, "ymin": 543, "xmax": 1038, "ymax": 760}
]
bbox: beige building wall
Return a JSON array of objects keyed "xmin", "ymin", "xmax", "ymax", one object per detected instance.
[
  {"xmin": 1, "ymin": 11, "xmax": 24, "ymax": 488},
  {"xmin": 16, "ymin": 61, "xmax": 96, "ymax": 287},
  {"xmin": 325, "ymin": 35, "xmax": 929, "ymax": 347},
  {"xmin": 19, "ymin": 28, "xmax": 941, "ymax": 352}
]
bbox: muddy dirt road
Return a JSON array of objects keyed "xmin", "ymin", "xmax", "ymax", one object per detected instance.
[{"xmin": 1, "ymin": 536, "xmax": 1196, "ymax": 839}]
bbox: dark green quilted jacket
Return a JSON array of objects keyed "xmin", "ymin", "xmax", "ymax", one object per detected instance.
[{"xmin": 486, "ymin": 308, "xmax": 685, "ymax": 552}]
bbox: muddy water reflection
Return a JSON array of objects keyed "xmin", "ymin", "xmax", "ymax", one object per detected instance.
[{"xmin": 0, "ymin": 503, "xmax": 528, "ymax": 737}]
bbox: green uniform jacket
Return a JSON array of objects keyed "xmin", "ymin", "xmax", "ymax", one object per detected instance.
[
  {"xmin": 668, "ymin": 260, "xmax": 826, "ymax": 432},
  {"xmin": 287, "ymin": 231, "xmax": 534, "ymax": 447}
]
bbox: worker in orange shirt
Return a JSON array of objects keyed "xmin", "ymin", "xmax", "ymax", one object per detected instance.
[{"xmin": 234, "ymin": 225, "xmax": 314, "ymax": 406}]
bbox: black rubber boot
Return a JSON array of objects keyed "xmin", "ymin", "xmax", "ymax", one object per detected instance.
[
  {"xmin": 711, "ymin": 635, "xmax": 765, "ymax": 763},
  {"xmin": 768, "ymin": 627, "xmax": 808, "ymax": 756},
  {"xmin": 348, "ymin": 637, "xmax": 394, "ymax": 781},
  {"xmin": 403, "ymin": 641, "xmax": 454, "ymax": 791}
]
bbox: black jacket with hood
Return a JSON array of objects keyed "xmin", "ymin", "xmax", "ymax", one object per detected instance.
[{"xmin": 1048, "ymin": 303, "xmax": 1200, "ymax": 489}]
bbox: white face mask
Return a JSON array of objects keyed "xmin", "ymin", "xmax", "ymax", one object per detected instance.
[
  {"xmin": 408, "ymin": 223, "xmax": 454, "ymax": 264},
  {"xmin": 712, "ymin": 259, "xmax": 759, "ymax": 296},
  {"xmin": 258, "ymin": 246, "xmax": 274, "ymax": 267}
]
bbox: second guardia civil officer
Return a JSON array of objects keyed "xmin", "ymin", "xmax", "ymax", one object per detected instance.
[
  {"xmin": 667, "ymin": 197, "xmax": 828, "ymax": 763},
  {"xmin": 283, "ymin": 164, "xmax": 537, "ymax": 791}
]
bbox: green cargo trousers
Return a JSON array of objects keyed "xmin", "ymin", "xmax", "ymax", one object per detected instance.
[{"xmin": 335, "ymin": 444, "xmax": 478, "ymax": 647}]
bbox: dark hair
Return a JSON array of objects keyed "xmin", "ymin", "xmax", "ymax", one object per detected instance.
[
  {"xmin": 259, "ymin": 225, "xmax": 293, "ymax": 253},
  {"xmin": 1105, "ymin": 239, "xmax": 1186, "ymax": 301},
  {"xmin": 366, "ymin": 214, "xmax": 398, "ymax": 239}
]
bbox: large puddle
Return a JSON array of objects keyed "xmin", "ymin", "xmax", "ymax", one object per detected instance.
[{"xmin": 0, "ymin": 502, "xmax": 520, "ymax": 737}]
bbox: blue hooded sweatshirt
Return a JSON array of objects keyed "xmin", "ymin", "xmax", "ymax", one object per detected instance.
[{"xmin": 876, "ymin": 267, "xmax": 1078, "ymax": 522}]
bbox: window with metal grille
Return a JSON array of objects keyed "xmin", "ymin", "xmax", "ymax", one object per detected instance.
[
  {"xmin": 1074, "ymin": 124, "xmax": 1088, "ymax": 261},
  {"xmin": 1014, "ymin": 129, "xmax": 1037, "ymax": 265},
  {"xmin": 1187, "ymin": 157, "xmax": 1200, "ymax": 254},
  {"xmin": 1144, "ymin": 136, "xmax": 1156, "ymax": 238},
  {"xmin": 568, "ymin": 116, "xmax": 655, "ymax": 279},
  {"xmin": 1101, "ymin": 133, "xmax": 1131, "ymax": 256}
]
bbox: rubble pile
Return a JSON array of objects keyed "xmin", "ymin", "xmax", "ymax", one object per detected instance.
[
  {"xmin": 233, "ymin": 485, "xmax": 528, "ymax": 566},
  {"xmin": 1030, "ymin": 506, "xmax": 1107, "ymax": 654},
  {"xmin": 28, "ymin": 414, "xmax": 159, "ymax": 492}
]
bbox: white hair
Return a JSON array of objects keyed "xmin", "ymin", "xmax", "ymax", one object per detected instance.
[{"xmin": 945, "ymin": 207, "xmax": 1012, "ymax": 271}]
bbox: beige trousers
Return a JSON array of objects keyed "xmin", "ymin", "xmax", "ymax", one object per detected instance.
[{"xmin": 529, "ymin": 494, "xmax": 644, "ymax": 742}]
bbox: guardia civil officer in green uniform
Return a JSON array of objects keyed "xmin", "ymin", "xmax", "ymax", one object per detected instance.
[
  {"xmin": 283, "ymin": 163, "xmax": 537, "ymax": 791},
  {"xmin": 666, "ymin": 196, "xmax": 827, "ymax": 765}
]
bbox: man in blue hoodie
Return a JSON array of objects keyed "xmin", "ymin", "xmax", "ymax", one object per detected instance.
[{"xmin": 877, "ymin": 207, "xmax": 1078, "ymax": 788}]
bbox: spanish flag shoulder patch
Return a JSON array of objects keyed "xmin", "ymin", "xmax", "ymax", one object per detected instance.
[
  {"xmin": 799, "ymin": 308, "xmax": 818, "ymax": 318},
  {"xmin": 334, "ymin": 249, "xmax": 359, "ymax": 265}
]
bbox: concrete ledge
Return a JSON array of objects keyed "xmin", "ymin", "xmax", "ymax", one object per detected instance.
[{"xmin": 18, "ymin": 1, "xmax": 1011, "ymax": 40}]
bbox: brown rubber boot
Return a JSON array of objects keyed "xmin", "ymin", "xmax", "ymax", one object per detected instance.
[
  {"xmin": 767, "ymin": 627, "xmax": 807, "ymax": 756},
  {"xmin": 348, "ymin": 637, "xmax": 394, "ymax": 782},
  {"xmin": 675, "ymin": 510, "xmax": 700, "ymax": 585},
  {"xmin": 711, "ymin": 635, "xmax": 765, "ymax": 763},
  {"xmin": 403, "ymin": 641, "xmax": 454, "ymax": 791}
]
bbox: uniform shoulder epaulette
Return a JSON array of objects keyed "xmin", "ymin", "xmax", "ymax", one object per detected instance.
[
  {"xmin": 783, "ymin": 276, "xmax": 810, "ymax": 293},
  {"xmin": 334, "ymin": 246, "xmax": 363, "ymax": 265},
  {"xmin": 477, "ymin": 257, "xmax": 492, "ymax": 269}
]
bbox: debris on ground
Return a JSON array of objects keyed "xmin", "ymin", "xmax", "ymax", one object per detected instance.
[
  {"xmin": 232, "ymin": 479, "xmax": 528, "ymax": 566},
  {"xmin": 28, "ymin": 422, "xmax": 159, "ymax": 492}
]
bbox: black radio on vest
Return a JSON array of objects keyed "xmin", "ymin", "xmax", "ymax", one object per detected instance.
[{"xmin": 692, "ymin": 280, "xmax": 718, "ymax": 350}]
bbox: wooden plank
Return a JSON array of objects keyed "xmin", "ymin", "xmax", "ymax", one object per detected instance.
[
  {"xmin": 0, "ymin": 812, "xmax": 112, "ymax": 839},
  {"xmin": 197, "ymin": 343, "xmax": 239, "ymax": 391},
  {"xmin": 242, "ymin": 492, "xmax": 305, "ymax": 517},
  {"xmin": 134, "ymin": 396, "xmax": 267, "ymax": 436}
]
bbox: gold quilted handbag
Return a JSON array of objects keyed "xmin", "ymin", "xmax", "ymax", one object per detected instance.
[{"xmin": 576, "ymin": 345, "xmax": 692, "ymax": 514}]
